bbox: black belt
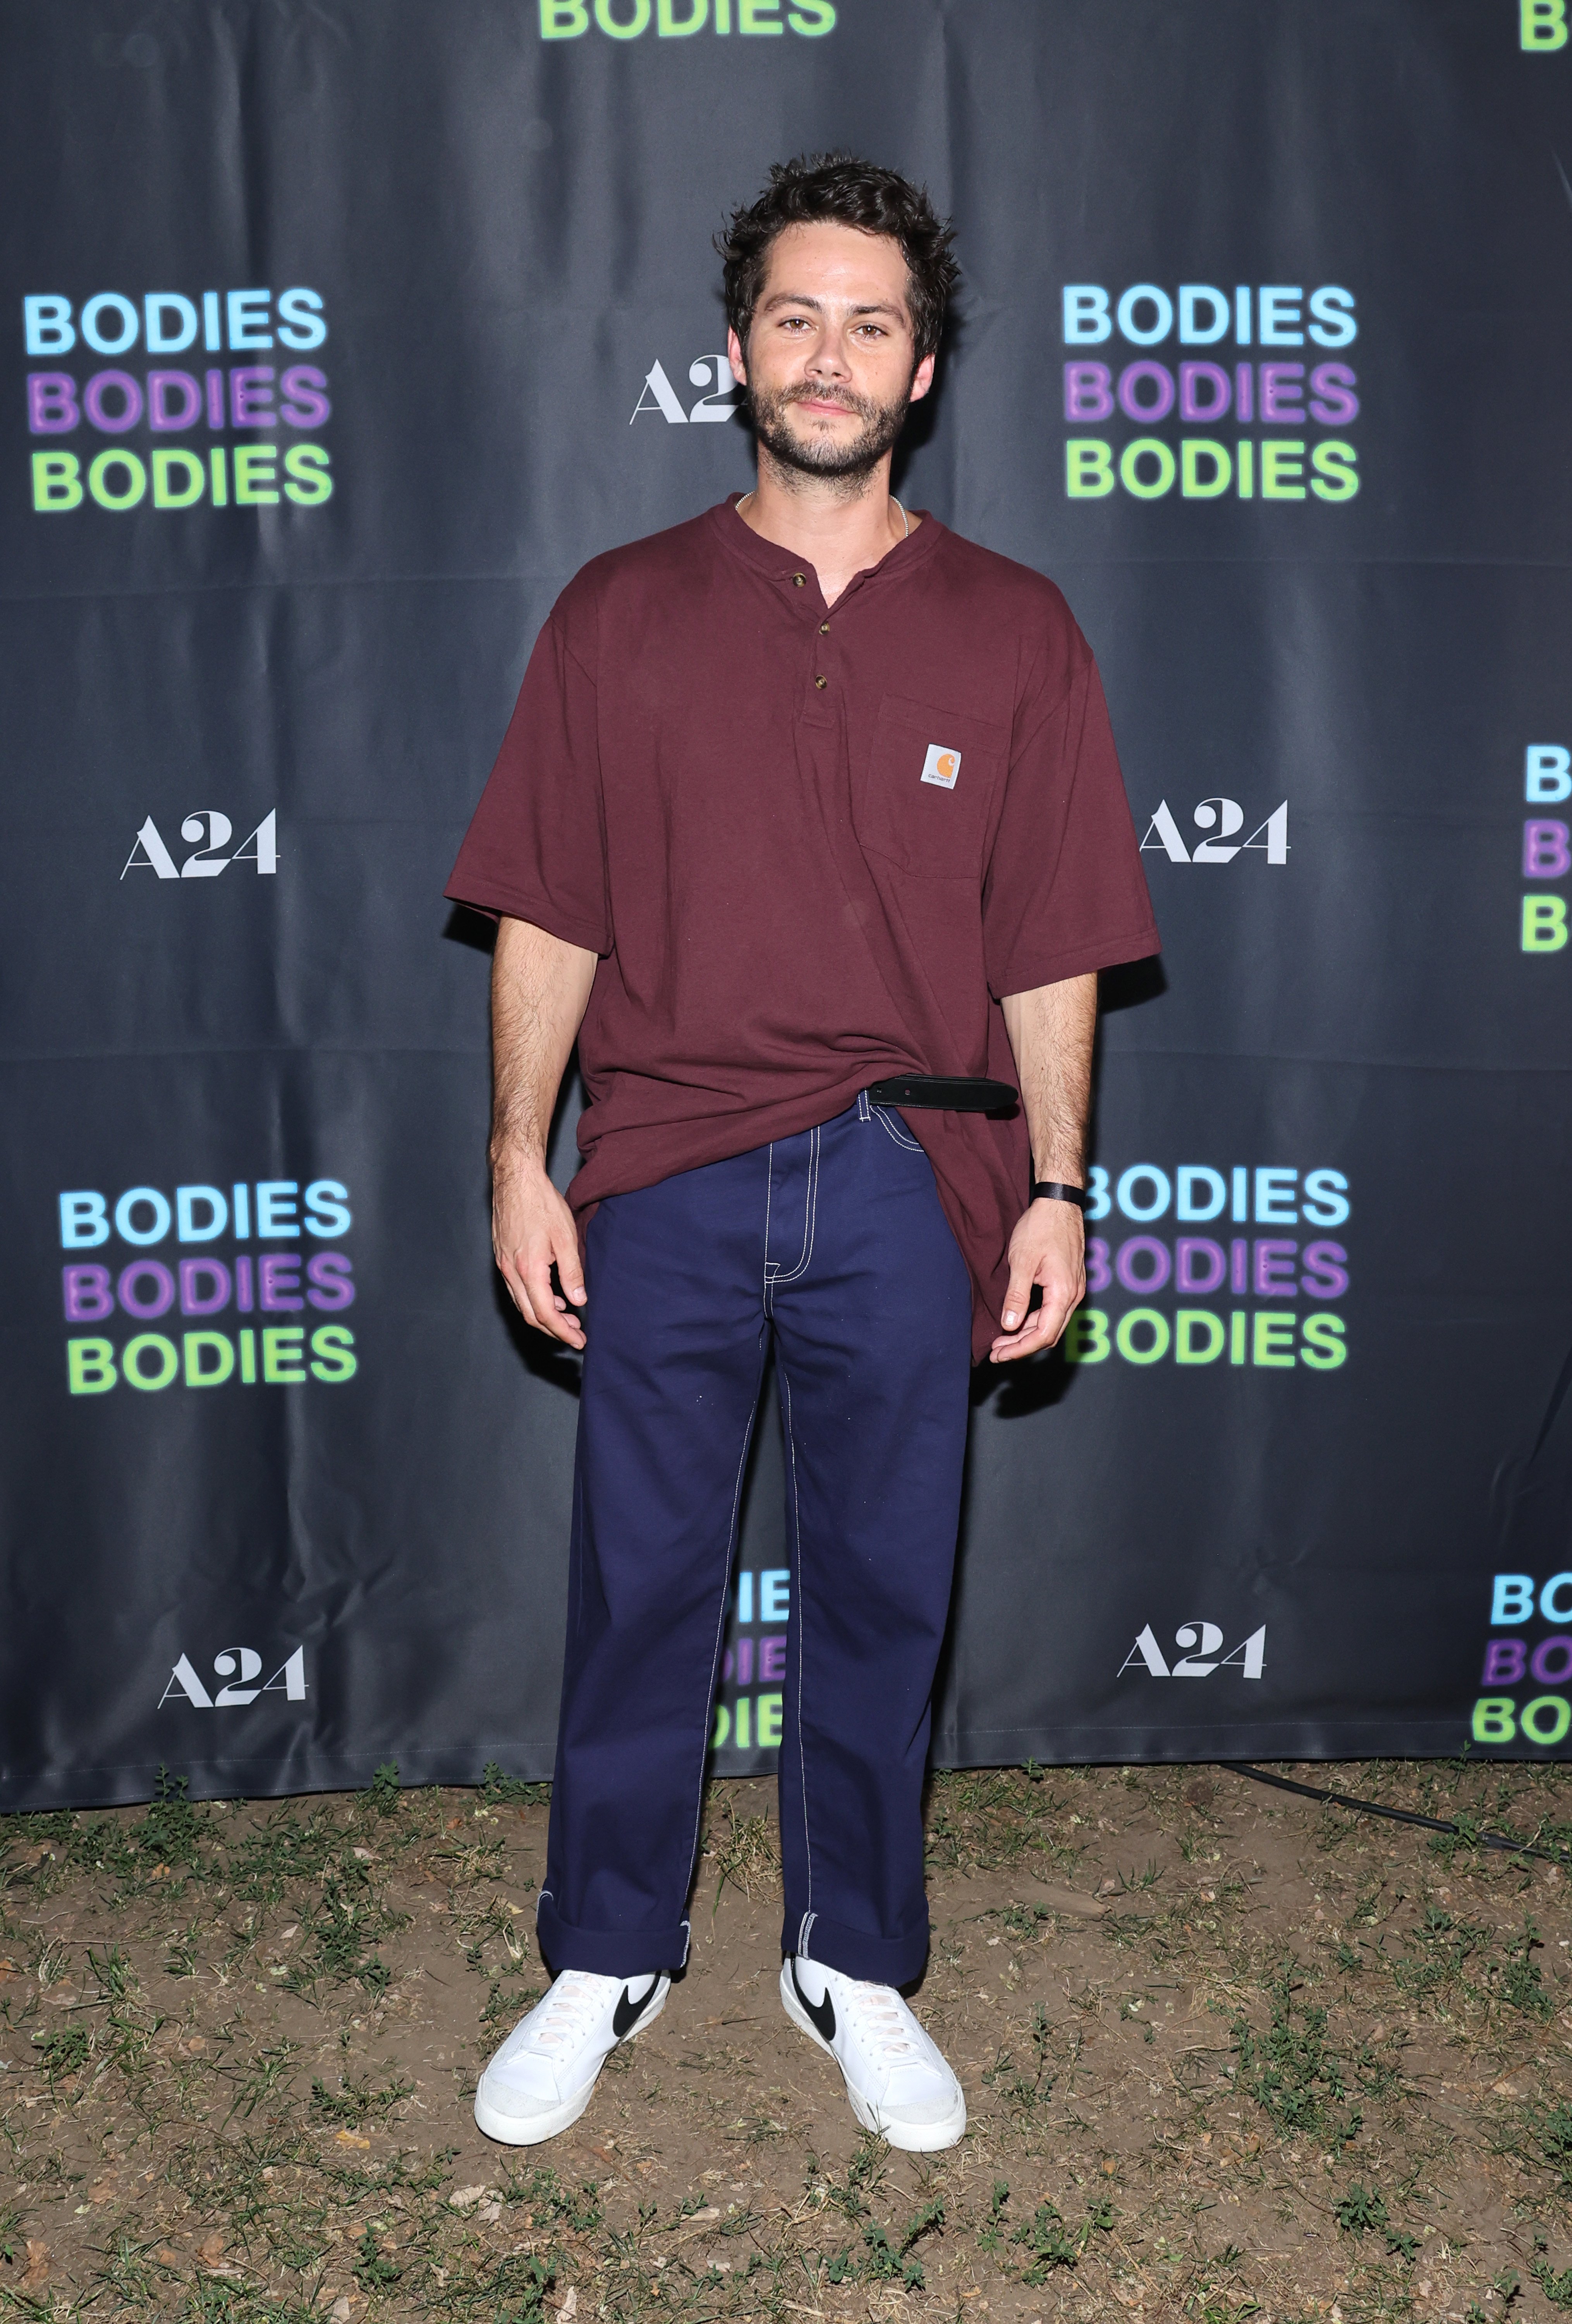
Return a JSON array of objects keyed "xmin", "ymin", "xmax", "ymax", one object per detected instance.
[{"xmin": 865, "ymin": 1074, "xmax": 1019, "ymax": 1118}]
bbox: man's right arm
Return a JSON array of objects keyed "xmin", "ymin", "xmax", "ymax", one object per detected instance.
[{"xmin": 489, "ymin": 913, "xmax": 598, "ymax": 1348}]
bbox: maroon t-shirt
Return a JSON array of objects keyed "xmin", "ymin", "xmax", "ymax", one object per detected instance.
[{"xmin": 446, "ymin": 498, "xmax": 1158, "ymax": 1360}]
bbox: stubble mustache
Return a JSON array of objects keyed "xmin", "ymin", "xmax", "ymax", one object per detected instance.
[{"xmin": 747, "ymin": 376, "xmax": 911, "ymax": 482}]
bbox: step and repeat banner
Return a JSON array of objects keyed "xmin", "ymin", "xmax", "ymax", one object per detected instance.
[{"xmin": 3, "ymin": 0, "xmax": 1570, "ymax": 1808}]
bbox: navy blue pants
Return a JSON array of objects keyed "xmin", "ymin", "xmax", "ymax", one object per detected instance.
[{"xmin": 536, "ymin": 1097, "xmax": 973, "ymax": 1988}]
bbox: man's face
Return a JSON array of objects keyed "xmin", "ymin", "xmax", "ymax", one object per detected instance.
[{"xmin": 728, "ymin": 220, "xmax": 935, "ymax": 482}]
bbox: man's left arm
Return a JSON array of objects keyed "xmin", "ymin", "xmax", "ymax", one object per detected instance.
[{"xmin": 991, "ymin": 971, "xmax": 1098, "ymax": 1363}]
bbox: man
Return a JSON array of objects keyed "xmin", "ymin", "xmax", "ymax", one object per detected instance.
[{"xmin": 445, "ymin": 155, "xmax": 1158, "ymax": 2154}]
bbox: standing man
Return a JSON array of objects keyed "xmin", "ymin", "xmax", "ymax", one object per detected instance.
[{"xmin": 446, "ymin": 155, "xmax": 1158, "ymax": 2154}]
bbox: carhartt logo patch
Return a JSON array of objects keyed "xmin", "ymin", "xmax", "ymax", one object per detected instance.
[{"xmin": 920, "ymin": 744, "xmax": 961, "ymax": 790}]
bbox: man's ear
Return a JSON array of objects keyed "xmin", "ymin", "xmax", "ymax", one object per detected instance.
[
  {"xmin": 908, "ymin": 350, "xmax": 937, "ymax": 406},
  {"xmin": 727, "ymin": 326, "xmax": 747, "ymax": 388}
]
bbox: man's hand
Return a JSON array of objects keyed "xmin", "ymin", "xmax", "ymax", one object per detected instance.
[
  {"xmin": 486, "ymin": 916, "xmax": 597, "ymax": 1349},
  {"xmin": 492, "ymin": 1152, "xmax": 588, "ymax": 1350},
  {"xmin": 988, "ymin": 1196, "xmax": 1086, "ymax": 1363}
]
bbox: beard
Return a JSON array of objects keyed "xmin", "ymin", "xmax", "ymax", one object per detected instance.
[{"xmin": 747, "ymin": 375, "xmax": 912, "ymax": 482}]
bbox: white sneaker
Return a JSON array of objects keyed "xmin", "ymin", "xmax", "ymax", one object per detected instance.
[
  {"xmin": 474, "ymin": 1968, "xmax": 668, "ymax": 2145},
  {"xmin": 780, "ymin": 1955, "xmax": 966, "ymax": 2152}
]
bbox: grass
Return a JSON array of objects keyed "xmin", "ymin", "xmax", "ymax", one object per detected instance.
[
  {"xmin": 1, "ymin": 1756, "xmax": 1569, "ymax": 2320},
  {"xmin": 703, "ymin": 1792, "xmax": 781, "ymax": 1916}
]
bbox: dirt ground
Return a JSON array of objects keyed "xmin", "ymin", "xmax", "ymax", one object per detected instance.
[{"xmin": 3, "ymin": 1759, "xmax": 1571, "ymax": 2324}]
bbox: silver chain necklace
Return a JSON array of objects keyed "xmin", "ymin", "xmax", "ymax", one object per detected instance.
[{"xmin": 737, "ymin": 490, "xmax": 908, "ymax": 540}]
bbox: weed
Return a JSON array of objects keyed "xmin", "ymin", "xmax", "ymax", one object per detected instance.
[
  {"xmin": 1533, "ymin": 2256, "xmax": 1572, "ymax": 2308},
  {"xmin": 287, "ymin": 1862, "xmax": 404, "ymax": 1994},
  {"xmin": 983, "ymin": 1999, "xmax": 1054, "ymax": 2118},
  {"xmin": 1120, "ymin": 1859, "xmax": 1162, "ymax": 1891},
  {"xmin": 352, "ymin": 2222, "xmax": 402, "ymax": 2290},
  {"xmin": 1334, "ymin": 2183, "xmax": 1388, "ymax": 2233},
  {"xmin": 861, "ymin": 2197, "xmax": 943, "ymax": 2289},
  {"xmin": 976, "ymin": 2180, "xmax": 1012, "ymax": 2255},
  {"xmin": 820, "ymin": 2138, "xmax": 885, "ymax": 2223},
  {"xmin": 1008, "ymin": 2195, "xmax": 1101, "ymax": 2284},
  {"xmin": 33, "ymin": 2022, "xmax": 91, "ymax": 2085},
  {"xmin": 91, "ymin": 2232, "xmax": 168, "ymax": 2304},
  {"xmin": 1000, "ymin": 1901, "xmax": 1050, "ymax": 1939},
  {"xmin": 481, "ymin": 1761, "xmax": 551, "ymax": 1807},
  {"xmin": 1529, "ymin": 2098, "xmax": 1572, "ymax": 2185},
  {"xmin": 477, "ymin": 2250, "xmax": 556, "ymax": 2317},
  {"xmin": 499, "ymin": 2164, "xmax": 602, "ymax": 2235},
  {"xmin": 1498, "ymin": 1919, "xmax": 1553, "ymax": 2020},
  {"xmin": 1189, "ymin": 2241, "xmax": 1262, "ymax": 2324},
  {"xmin": 705, "ymin": 1793, "xmax": 781, "ymax": 1911},
  {"xmin": 369, "ymin": 1762, "xmax": 401, "ymax": 1817},
  {"xmin": 1232, "ymin": 1963, "xmax": 1360, "ymax": 2145},
  {"xmin": 309, "ymin": 2071, "xmax": 414, "ymax": 2126},
  {"xmin": 224, "ymin": 2038, "xmax": 301, "ymax": 2122},
  {"xmin": 1428, "ymin": 1808, "xmax": 1485, "ymax": 1870},
  {"xmin": 163, "ymin": 1922, "xmax": 201, "ymax": 1977},
  {"xmin": 141, "ymin": 1765, "xmax": 209, "ymax": 1874},
  {"xmin": 924, "ymin": 1765, "xmax": 1066, "ymax": 1872},
  {"xmin": 86, "ymin": 1943, "xmax": 134, "ymax": 1999},
  {"xmin": 479, "ymin": 1976, "xmax": 542, "ymax": 2027}
]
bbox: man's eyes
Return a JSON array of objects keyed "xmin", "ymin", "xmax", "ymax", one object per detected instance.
[{"xmin": 777, "ymin": 316, "xmax": 888, "ymax": 338}]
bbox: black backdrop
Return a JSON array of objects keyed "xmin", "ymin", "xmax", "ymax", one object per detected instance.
[{"xmin": 3, "ymin": 0, "xmax": 1571, "ymax": 1810}]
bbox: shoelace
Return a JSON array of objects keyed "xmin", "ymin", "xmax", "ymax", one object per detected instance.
[
  {"xmin": 843, "ymin": 1980, "xmax": 920, "ymax": 2063},
  {"xmin": 524, "ymin": 1972, "xmax": 612, "ymax": 2053}
]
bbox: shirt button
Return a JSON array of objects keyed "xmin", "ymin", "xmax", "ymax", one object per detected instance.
[
  {"xmin": 819, "ymin": 622, "xmax": 830, "ymax": 634},
  {"xmin": 814, "ymin": 675, "xmax": 828, "ymax": 689},
  {"xmin": 792, "ymin": 574, "xmax": 806, "ymax": 587}
]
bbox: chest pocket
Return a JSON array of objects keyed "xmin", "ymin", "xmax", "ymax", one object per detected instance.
[{"xmin": 853, "ymin": 692, "xmax": 1008, "ymax": 879}]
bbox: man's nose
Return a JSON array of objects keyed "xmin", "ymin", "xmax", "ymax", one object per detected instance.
[{"xmin": 806, "ymin": 331, "xmax": 853, "ymax": 379}]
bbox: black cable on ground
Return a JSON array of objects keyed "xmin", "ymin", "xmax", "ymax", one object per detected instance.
[{"xmin": 1222, "ymin": 1761, "xmax": 1571, "ymax": 1868}]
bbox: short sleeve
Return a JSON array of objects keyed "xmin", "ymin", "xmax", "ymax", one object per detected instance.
[
  {"xmin": 982, "ymin": 634, "xmax": 1159, "ymax": 999},
  {"xmin": 443, "ymin": 598, "xmax": 612, "ymax": 956}
]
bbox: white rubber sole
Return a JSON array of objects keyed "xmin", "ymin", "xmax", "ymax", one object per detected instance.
[
  {"xmin": 473, "ymin": 1981, "xmax": 668, "ymax": 2147},
  {"xmin": 778, "ymin": 1961, "xmax": 966, "ymax": 2153}
]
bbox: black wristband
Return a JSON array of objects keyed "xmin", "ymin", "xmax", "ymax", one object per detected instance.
[{"xmin": 1031, "ymin": 1181, "xmax": 1090, "ymax": 1211}]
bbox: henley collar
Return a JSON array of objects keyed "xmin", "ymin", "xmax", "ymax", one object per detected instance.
[{"xmin": 707, "ymin": 493, "xmax": 945, "ymax": 602}]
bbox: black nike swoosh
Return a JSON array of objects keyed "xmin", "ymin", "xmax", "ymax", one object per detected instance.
[
  {"xmin": 612, "ymin": 1981, "xmax": 658, "ymax": 2040},
  {"xmin": 790, "ymin": 1958, "xmax": 835, "ymax": 2044}
]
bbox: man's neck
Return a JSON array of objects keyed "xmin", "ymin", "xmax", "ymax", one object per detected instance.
[{"xmin": 737, "ymin": 450, "xmax": 916, "ymax": 607}]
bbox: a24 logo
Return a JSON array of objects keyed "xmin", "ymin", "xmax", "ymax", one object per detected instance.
[
  {"xmin": 122, "ymin": 810, "xmax": 277, "ymax": 880},
  {"xmin": 1120, "ymin": 1620, "xmax": 1266, "ymax": 1678},
  {"xmin": 631, "ymin": 355, "xmax": 740, "ymax": 426},
  {"xmin": 160, "ymin": 1645, "xmax": 305, "ymax": 1707},
  {"xmin": 1141, "ymin": 798, "xmax": 1288, "ymax": 865}
]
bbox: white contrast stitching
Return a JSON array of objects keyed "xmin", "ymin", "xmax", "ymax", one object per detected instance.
[
  {"xmin": 681, "ymin": 1386, "xmax": 762, "ymax": 1899},
  {"xmin": 762, "ymin": 1142, "xmax": 776, "ymax": 1316},
  {"xmin": 874, "ymin": 1104, "xmax": 923, "ymax": 1152},
  {"xmin": 780, "ymin": 1356, "xmax": 812, "ymax": 1925},
  {"xmin": 856, "ymin": 1089, "xmax": 871, "ymax": 1122},
  {"xmin": 771, "ymin": 1124, "xmax": 820, "ymax": 1288}
]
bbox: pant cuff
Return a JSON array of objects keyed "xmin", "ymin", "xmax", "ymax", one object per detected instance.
[
  {"xmin": 536, "ymin": 1888, "xmax": 690, "ymax": 1978},
  {"xmin": 782, "ymin": 1905, "xmax": 929, "ymax": 1988}
]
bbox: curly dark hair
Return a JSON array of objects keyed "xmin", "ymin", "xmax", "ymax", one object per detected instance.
[{"xmin": 717, "ymin": 153, "xmax": 959, "ymax": 367}]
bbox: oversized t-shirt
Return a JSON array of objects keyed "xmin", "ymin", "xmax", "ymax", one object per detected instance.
[{"xmin": 446, "ymin": 498, "xmax": 1159, "ymax": 1361}]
